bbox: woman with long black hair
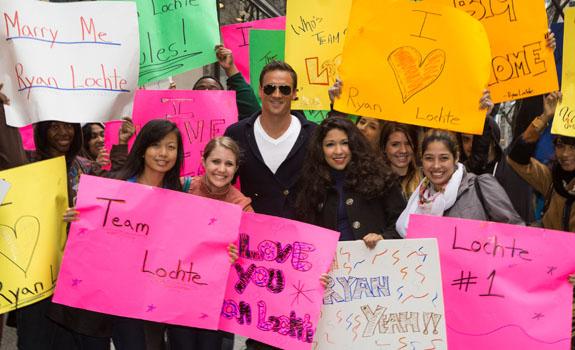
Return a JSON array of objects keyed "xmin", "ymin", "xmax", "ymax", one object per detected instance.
[
  {"xmin": 63, "ymin": 119, "xmax": 186, "ymax": 350},
  {"xmin": 295, "ymin": 116, "xmax": 404, "ymax": 245},
  {"xmin": 65, "ymin": 120, "xmax": 246, "ymax": 350}
]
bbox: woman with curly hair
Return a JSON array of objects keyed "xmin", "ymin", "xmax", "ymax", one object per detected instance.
[{"xmin": 295, "ymin": 116, "xmax": 404, "ymax": 246}]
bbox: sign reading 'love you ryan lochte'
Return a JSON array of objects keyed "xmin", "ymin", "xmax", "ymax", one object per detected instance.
[{"xmin": 334, "ymin": 1, "xmax": 492, "ymax": 135}]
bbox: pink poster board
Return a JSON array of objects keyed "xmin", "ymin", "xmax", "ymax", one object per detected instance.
[
  {"xmin": 219, "ymin": 212, "xmax": 339, "ymax": 350},
  {"xmin": 408, "ymin": 215, "xmax": 575, "ymax": 350},
  {"xmin": 18, "ymin": 124, "xmax": 35, "ymax": 151},
  {"xmin": 53, "ymin": 175, "xmax": 243, "ymax": 328},
  {"xmin": 105, "ymin": 90, "xmax": 238, "ymax": 176},
  {"xmin": 221, "ymin": 17, "xmax": 286, "ymax": 83},
  {"xmin": 103, "ymin": 120, "xmax": 122, "ymax": 154}
]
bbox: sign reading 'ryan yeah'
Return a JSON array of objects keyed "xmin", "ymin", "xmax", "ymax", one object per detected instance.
[{"xmin": 334, "ymin": 1, "xmax": 491, "ymax": 135}]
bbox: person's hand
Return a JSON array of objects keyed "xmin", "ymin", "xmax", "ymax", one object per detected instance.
[
  {"xmin": 96, "ymin": 149, "xmax": 111, "ymax": 168},
  {"xmin": 542, "ymin": 91, "xmax": 562, "ymax": 121},
  {"xmin": 362, "ymin": 233, "xmax": 383, "ymax": 249},
  {"xmin": 215, "ymin": 45, "xmax": 239, "ymax": 77},
  {"xmin": 0, "ymin": 83, "xmax": 9, "ymax": 105},
  {"xmin": 320, "ymin": 273, "xmax": 330, "ymax": 289},
  {"xmin": 479, "ymin": 89, "xmax": 494, "ymax": 115},
  {"xmin": 568, "ymin": 274, "xmax": 575, "ymax": 286},
  {"xmin": 546, "ymin": 30, "xmax": 556, "ymax": 51},
  {"xmin": 63, "ymin": 208, "xmax": 79, "ymax": 223},
  {"xmin": 228, "ymin": 243, "xmax": 239, "ymax": 264},
  {"xmin": 328, "ymin": 79, "xmax": 342, "ymax": 104},
  {"xmin": 119, "ymin": 117, "xmax": 136, "ymax": 145}
]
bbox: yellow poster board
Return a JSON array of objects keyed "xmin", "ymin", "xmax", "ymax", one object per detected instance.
[
  {"xmin": 334, "ymin": 0, "xmax": 491, "ymax": 134},
  {"xmin": 0, "ymin": 157, "xmax": 68, "ymax": 313},
  {"xmin": 435, "ymin": 0, "xmax": 558, "ymax": 103},
  {"xmin": 285, "ymin": 0, "xmax": 352, "ymax": 110},
  {"xmin": 552, "ymin": 8, "xmax": 575, "ymax": 136}
]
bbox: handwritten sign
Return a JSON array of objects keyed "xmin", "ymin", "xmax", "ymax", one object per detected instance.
[
  {"xmin": 249, "ymin": 29, "xmax": 286, "ymax": 103},
  {"xmin": 433, "ymin": 0, "xmax": 559, "ymax": 103},
  {"xmin": 315, "ymin": 239, "xmax": 446, "ymax": 349},
  {"xmin": 0, "ymin": 157, "xmax": 68, "ymax": 314},
  {"xmin": 334, "ymin": 1, "xmax": 491, "ymax": 134},
  {"xmin": 285, "ymin": 0, "xmax": 352, "ymax": 110},
  {"xmin": 552, "ymin": 8, "xmax": 575, "ymax": 137},
  {"xmin": 219, "ymin": 212, "xmax": 339, "ymax": 350},
  {"xmin": 106, "ymin": 90, "xmax": 238, "ymax": 176},
  {"xmin": 134, "ymin": 0, "xmax": 220, "ymax": 85},
  {"xmin": 221, "ymin": 17, "xmax": 286, "ymax": 84},
  {"xmin": 0, "ymin": 0, "xmax": 138, "ymax": 127},
  {"xmin": 408, "ymin": 215, "xmax": 575, "ymax": 350},
  {"xmin": 18, "ymin": 124, "xmax": 35, "ymax": 151},
  {"xmin": 53, "ymin": 175, "xmax": 242, "ymax": 328}
]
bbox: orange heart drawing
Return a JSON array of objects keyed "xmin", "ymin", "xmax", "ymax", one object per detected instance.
[
  {"xmin": 0, "ymin": 216, "xmax": 40, "ymax": 277},
  {"xmin": 388, "ymin": 46, "xmax": 446, "ymax": 103}
]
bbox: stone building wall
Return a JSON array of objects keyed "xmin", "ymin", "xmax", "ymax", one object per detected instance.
[{"xmin": 218, "ymin": 0, "xmax": 286, "ymax": 25}]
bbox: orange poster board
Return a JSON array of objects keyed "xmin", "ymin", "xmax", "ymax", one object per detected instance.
[
  {"xmin": 441, "ymin": 0, "xmax": 559, "ymax": 103},
  {"xmin": 334, "ymin": 0, "xmax": 491, "ymax": 134}
]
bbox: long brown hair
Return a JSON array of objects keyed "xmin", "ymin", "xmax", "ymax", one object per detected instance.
[{"xmin": 380, "ymin": 122, "xmax": 421, "ymax": 198}]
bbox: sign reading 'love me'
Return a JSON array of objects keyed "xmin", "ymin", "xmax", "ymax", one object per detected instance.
[{"xmin": 334, "ymin": 1, "xmax": 492, "ymax": 134}]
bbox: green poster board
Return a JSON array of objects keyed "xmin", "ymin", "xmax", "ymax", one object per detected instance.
[
  {"xmin": 303, "ymin": 110, "xmax": 330, "ymax": 124},
  {"xmin": 249, "ymin": 29, "xmax": 285, "ymax": 103},
  {"xmin": 134, "ymin": 0, "xmax": 220, "ymax": 85}
]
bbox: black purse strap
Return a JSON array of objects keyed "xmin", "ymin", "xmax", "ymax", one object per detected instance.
[{"xmin": 474, "ymin": 175, "xmax": 493, "ymax": 222}]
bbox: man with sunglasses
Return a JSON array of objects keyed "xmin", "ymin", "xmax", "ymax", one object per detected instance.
[{"xmin": 225, "ymin": 60, "xmax": 316, "ymax": 220}]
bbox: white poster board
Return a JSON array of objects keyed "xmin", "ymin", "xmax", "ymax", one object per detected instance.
[
  {"xmin": 0, "ymin": 179, "xmax": 9, "ymax": 205},
  {"xmin": 0, "ymin": 0, "xmax": 139, "ymax": 126},
  {"xmin": 315, "ymin": 239, "xmax": 447, "ymax": 349}
]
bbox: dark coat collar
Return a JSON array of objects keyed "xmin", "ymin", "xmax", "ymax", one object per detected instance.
[{"xmin": 243, "ymin": 110, "xmax": 315, "ymax": 166}]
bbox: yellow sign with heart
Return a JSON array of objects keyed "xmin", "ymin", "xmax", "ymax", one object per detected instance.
[
  {"xmin": 334, "ymin": 0, "xmax": 491, "ymax": 134},
  {"xmin": 0, "ymin": 157, "xmax": 67, "ymax": 314}
]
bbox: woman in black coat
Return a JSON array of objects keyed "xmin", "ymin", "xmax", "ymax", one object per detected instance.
[{"xmin": 295, "ymin": 116, "xmax": 404, "ymax": 246}]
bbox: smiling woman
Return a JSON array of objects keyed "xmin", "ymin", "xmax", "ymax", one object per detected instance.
[
  {"xmin": 63, "ymin": 124, "xmax": 249, "ymax": 349},
  {"xmin": 81, "ymin": 123, "xmax": 104, "ymax": 160},
  {"xmin": 113, "ymin": 119, "xmax": 184, "ymax": 189},
  {"xmin": 396, "ymin": 129, "xmax": 523, "ymax": 237},
  {"xmin": 296, "ymin": 116, "xmax": 404, "ymax": 246},
  {"xmin": 186, "ymin": 136, "xmax": 253, "ymax": 212},
  {"xmin": 380, "ymin": 122, "xmax": 422, "ymax": 199}
]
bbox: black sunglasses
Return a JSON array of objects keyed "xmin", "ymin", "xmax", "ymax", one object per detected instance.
[{"xmin": 262, "ymin": 84, "xmax": 292, "ymax": 96}]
